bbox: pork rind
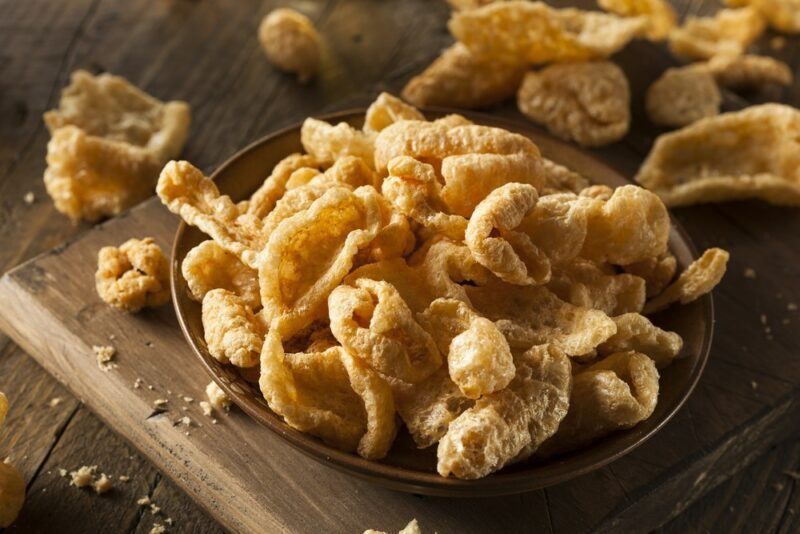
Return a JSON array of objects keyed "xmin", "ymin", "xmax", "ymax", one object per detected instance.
[
  {"xmin": 449, "ymin": 2, "xmax": 647, "ymax": 65},
  {"xmin": 623, "ymin": 252, "xmax": 677, "ymax": 297},
  {"xmin": 301, "ymin": 118, "xmax": 374, "ymax": 168},
  {"xmin": 519, "ymin": 192, "xmax": 594, "ymax": 264},
  {"xmin": 538, "ymin": 351, "xmax": 658, "ymax": 456},
  {"xmin": 0, "ymin": 461, "xmax": 25, "ymax": 529},
  {"xmin": 260, "ymin": 186, "xmax": 382, "ymax": 337},
  {"xmin": 707, "ymin": 54, "xmax": 793, "ymax": 91},
  {"xmin": 598, "ymin": 313, "xmax": 683, "ymax": 368},
  {"xmin": 182, "ymin": 240, "xmax": 260, "ymax": 310},
  {"xmin": 465, "ymin": 183, "xmax": 550, "ymax": 285},
  {"xmin": 259, "ymin": 331, "xmax": 396, "ymax": 459},
  {"xmin": 548, "ymin": 259, "xmax": 646, "ymax": 316},
  {"xmin": 668, "ymin": 7, "xmax": 766, "ymax": 60},
  {"xmin": 202, "ymin": 289, "xmax": 265, "ymax": 368},
  {"xmin": 437, "ymin": 344, "xmax": 571, "ymax": 479},
  {"xmin": 328, "ymin": 279, "xmax": 442, "ymax": 383},
  {"xmin": 245, "ymin": 153, "xmax": 320, "ymax": 219},
  {"xmin": 598, "ymin": 0, "xmax": 676, "ymax": 40},
  {"xmin": 0, "ymin": 392, "xmax": 6, "ymax": 427},
  {"xmin": 364, "ymin": 92, "xmax": 425, "ymax": 135},
  {"xmin": 517, "ymin": 61, "xmax": 630, "ymax": 147},
  {"xmin": 258, "ymin": 8, "xmax": 321, "ymax": 83},
  {"xmin": 645, "ymin": 65, "xmax": 721, "ymax": 128},
  {"xmin": 402, "ymin": 43, "xmax": 526, "ymax": 109},
  {"xmin": 466, "ymin": 281, "xmax": 617, "ymax": 356},
  {"xmin": 635, "ymin": 104, "xmax": 800, "ymax": 206},
  {"xmin": 95, "ymin": 237, "xmax": 170, "ymax": 312},
  {"xmin": 539, "ymin": 158, "xmax": 590, "ymax": 195},
  {"xmin": 43, "ymin": 70, "xmax": 190, "ymax": 221},
  {"xmin": 643, "ymin": 248, "xmax": 729, "ymax": 314},
  {"xmin": 418, "ymin": 299, "xmax": 515, "ymax": 399},
  {"xmin": 412, "ymin": 239, "xmax": 493, "ymax": 307},
  {"xmin": 726, "ymin": 0, "xmax": 800, "ymax": 33}
]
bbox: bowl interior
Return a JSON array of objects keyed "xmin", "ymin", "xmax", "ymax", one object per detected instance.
[{"xmin": 171, "ymin": 109, "xmax": 712, "ymax": 497}]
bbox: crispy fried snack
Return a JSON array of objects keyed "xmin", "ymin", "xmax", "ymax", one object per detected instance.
[
  {"xmin": 347, "ymin": 258, "xmax": 435, "ymax": 314},
  {"xmin": 364, "ymin": 92, "xmax": 425, "ymax": 135},
  {"xmin": 465, "ymin": 183, "xmax": 550, "ymax": 285},
  {"xmin": 519, "ymin": 192, "xmax": 594, "ymax": 264},
  {"xmin": 301, "ymin": 118, "xmax": 374, "ymax": 167},
  {"xmin": 328, "ymin": 279, "xmax": 443, "ymax": 383},
  {"xmin": 517, "ymin": 61, "xmax": 631, "ymax": 147},
  {"xmin": 202, "ymin": 289, "xmax": 265, "ymax": 368},
  {"xmin": 0, "ymin": 461, "xmax": 25, "ymax": 529},
  {"xmin": 548, "ymin": 258, "xmax": 646, "ymax": 316},
  {"xmin": 412, "ymin": 239, "xmax": 493, "ymax": 306},
  {"xmin": 725, "ymin": 0, "xmax": 800, "ymax": 33},
  {"xmin": 635, "ymin": 104, "xmax": 800, "ymax": 206},
  {"xmin": 668, "ymin": 7, "xmax": 765, "ymax": 60},
  {"xmin": 259, "ymin": 331, "xmax": 397, "ymax": 459},
  {"xmin": 449, "ymin": 1, "xmax": 646, "ymax": 65},
  {"xmin": 0, "ymin": 392, "xmax": 6, "ymax": 426},
  {"xmin": 182, "ymin": 240, "xmax": 260, "ymax": 310},
  {"xmin": 598, "ymin": 313, "xmax": 683, "ymax": 368},
  {"xmin": 446, "ymin": 0, "xmax": 502, "ymax": 9},
  {"xmin": 645, "ymin": 65, "xmax": 721, "ymax": 128},
  {"xmin": 623, "ymin": 252, "xmax": 677, "ymax": 297},
  {"xmin": 95, "ymin": 237, "xmax": 170, "ymax": 312},
  {"xmin": 643, "ymin": 248, "xmax": 729, "ymax": 314},
  {"xmin": 707, "ymin": 54, "xmax": 793, "ymax": 91},
  {"xmin": 44, "ymin": 70, "xmax": 190, "ymax": 221},
  {"xmin": 259, "ymin": 186, "xmax": 382, "ymax": 337},
  {"xmin": 539, "ymin": 351, "xmax": 658, "ymax": 456},
  {"xmin": 245, "ymin": 153, "xmax": 319, "ymax": 219},
  {"xmin": 402, "ymin": 43, "xmax": 526, "ymax": 109},
  {"xmin": 258, "ymin": 8, "xmax": 321, "ymax": 82},
  {"xmin": 598, "ymin": 0, "xmax": 676, "ymax": 40},
  {"xmin": 418, "ymin": 299, "xmax": 515, "ymax": 399},
  {"xmin": 539, "ymin": 158, "xmax": 590, "ymax": 195},
  {"xmin": 437, "ymin": 344, "xmax": 571, "ymax": 479},
  {"xmin": 466, "ymin": 281, "xmax": 617, "ymax": 356}
]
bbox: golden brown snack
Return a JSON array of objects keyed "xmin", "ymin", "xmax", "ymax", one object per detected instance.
[
  {"xmin": 548, "ymin": 258, "xmax": 646, "ymax": 316},
  {"xmin": 635, "ymin": 104, "xmax": 800, "ymax": 206},
  {"xmin": 0, "ymin": 393, "xmax": 24, "ymax": 528},
  {"xmin": 539, "ymin": 351, "xmax": 658, "ymax": 456},
  {"xmin": 245, "ymin": 153, "xmax": 320, "ymax": 219},
  {"xmin": 95, "ymin": 237, "xmax": 170, "ymax": 312},
  {"xmin": 517, "ymin": 61, "xmax": 630, "ymax": 147},
  {"xmin": 598, "ymin": 313, "xmax": 683, "ymax": 368},
  {"xmin": 0, "ymin": 392, "xmax": 6, "ymax": 426},
  {"xmin": 418, "ymin": 299, "xmax": 515, "ymax": 399},
  {"xmin": 645, "ymin": 65, "xmax": 721, "ymax": 127},
  {"xmin": 437, "ymin": 344, "xmax": 571, "ymax": 479},
  {"xmin": 328, "ymin": 279, "xmax": 442, "ymax": 384},
  {"xmin": 301, "ymin": 118, "xmax": 374, "ymax": 167},
  {"xmin": 724, "ymin": 0, "xmax": 800, "ymax": 33},
  {"xmin": 363, "ymin": 92, "xmax": 425, "ymax": 135},
  {"xmin": 449, "ymin": 1, "xmax": 646, "ymax": 65},
  {"xmin": 465, "ymin": 183, "xmax": 550, "ymax": 285},
  {"xmin": 202, "ymin": 289, "xmax": 266, "ymax": 368},
  {"xmin": 446, "ymin": 0, "xmax": 503, "ymax": 9},
  {"xmin": 182, "ymin": 240, "xmax": 260, "ymax": 310},
  {"xmin": 539, "ymin": 158, "xmax": 590, "ymax": 195},
  {"xmin": 402, "ymin": 43, "xmax": 526, "ymax": 109},
  {"xmin": 258, "ymin": 8, "xmax": 321, "ymax": 82},
  {"xmin": 623, "ymin": 252, "xmax": 677, "ymax": 297},
  {"xmin": 668, "ymin": 7, "xmax": 765, "ymax": 60},
  {"xmin": 643, "ymin": 248, "xmax": 729, "ymax": 314},
  {"xmin": 519, "ymin": 193, "xmax": 594, "ymax": 264},
  {"xmin": 707, "ymin": 54, "xmax": 793, "ymax": 91},
  {"xmin": 598, "ymin": 0, "xmax": 676, "ymax": 40},
  {"xmin": 43, "ymin": 70, "xmax": 190, "ymax": 221}
]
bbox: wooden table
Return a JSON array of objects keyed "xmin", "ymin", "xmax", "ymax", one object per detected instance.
[{"xmin": 0, "ymin": 0, "xmax": 798, "ymax": 532}]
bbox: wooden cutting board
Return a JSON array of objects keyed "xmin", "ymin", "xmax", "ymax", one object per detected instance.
[{"xmin": 1, "ymin": 177, "xmax": 799, "ymax": 533}]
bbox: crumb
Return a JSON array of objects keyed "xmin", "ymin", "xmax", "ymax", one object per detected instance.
[
  {"xmin": 119, "ymin": 475, "xmax": 130, "ymax": 482},
  {"xmin": 750, "ymin": 381, "xmax": 758, "ymax": 390},
  {"xmin": 773, "ymin": 482, "xmax": 785, "ymax": 491},
  {"xmin": 150, "ymin": 503, "xmax": 161, "ymax": 515},
  {"xmin": 770, "ymin": 36, "xmax": 786, "ymax": 51},
  {"xmin": 212, "ymin": 419, "xmax": 218, "ymax": 425},
  {"xmin": 93, "ymin": 473, "xmax": 113, "ymax": 494},
  {"xmin": 137, "ymin": 496, "xmax": 152, "ymax": 506},
  {"xmin": 743, "ymin": 267, "xmax": 757, "ymax": 279},
  {"xmin": 788, "ymin": 303, "xmax": 798, "ymax": 311},
  {"xmin": 153, "ymin": 399, "xmax": 168, "ymax": 407},
  {"xmin": 182, "ymin": 396, "xmax": 194, "ymax": 403},
  {"xmin": 59, "ymin": 468, "xmax": 68, "ymax": 477},
  {"xmin": 181, "ymin": 407, "xmax": 187, "ymax": 412},
  {"xmin": 199, "ymin": 401, "xmax": 213, "ymax": 417},
  {"xmin": 760, "ymin": 314, "xmax": 768, "ymax": 325},
  {"xmin": 48, "ymin": 397, "xmax": 63, "ymax": 407},
  {"xmin": 150, "ymin": 524, "xmax": 167, "ymax": 534},
  {"xmin": 70, "ymin": 465, "xmax": 97, "ymax": 488},
  {"xmin": 167, "ymin": 390, "xmax": 172, "ymax": 396},
  {"xmin": 165, "ymin": 518, "xmax": 173, "ymax": 526},
  {"xmin": 145, "ymin": 341, "xmax": 154, "ymax": 347},
  {"xmin": 134, "ymin": 378, "xmax": 143, "ymax": 389},
  {"xmin": 765, "ymin": 326, "xmax": 772, "ymax": 334},
  {"xmin": 184, "ymin": 431, "xmax": 190, "ymax": 436},
  {"xmin": 108, "ymin": 334, "xmax": 116, "ymax": 341},
  {"xmin": 179, "ymin": 416, "xmax": 191, "ymax": 427},
  {"xmin": 93, "ymin": 345, "xmax": 117, "ymax": 371},
  {"xmin": 23, "ymin": 191, "xmax": 35, "ymax": 204},
  {"xmin": 3, "ymin": 457, "xmax": 11, "ymax": 464},
  {"xmin": 205, "ymin": 382, "xmax": 231, "ymax": 411},
  {"xmin": 148, "ymin": 385, "xmax": 155, "ymax": 391}
]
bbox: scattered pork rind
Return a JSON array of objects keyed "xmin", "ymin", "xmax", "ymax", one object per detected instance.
[
  {"xmin": 259, "ymin": 331, "xmax": 397, "ymax": 459},
  {"xmin": 449, "ymin": 1, "xmax": 647, "ymax": 65},
  {"xmin": 328, "ymin": 279, "xmax": 442, "ymax": 384},
  {"xmin": 418, "ymin": 299, "xmax": 515, "ymax": 399},
  {"xmin": 466, "ymin": 281, "xmax": 617, "ymax": 356},
  {"xmin": 301, "ymin": 118, "xmax": 374, "ymax": 167},
  {"xmin": 517, "ymin": 61, "xmax": 631, "ymax": 147},
  {"xmin": 465, "ymin": 183, "xmax": 550, "ymax": 285},
  {"xmin": 598, "ymin": 313, "xmax": 683, "ymax": 368},
  {"xmin": 202, "ymin": 289, "xmax": 265, "ymax": 368},
  {"xmin": 538, "ymin": 351, "xmax": 658, "ymax": 456},
  {"xmin": 643, "ymin": 248, "xmax": 729, "ymax": 314},
  {"xmin": 437, "ymin": 344, "xmax": 571, "ymax": 479},
  {"xmin": 182, "ymin": 240, "xmax": 260, "ymax": 310},
  {"xmin": 668, "ymin": 7, "xmax": 766, "ymax": 60},
  {"xmin": 0, "ymin": 461, "xmax": 25, "ymax": 529},
  {"xmin": 706, "ymin": 54, "xmax": 793, "ymax": 91},
  {"xmin": 245, "ymin": 153, "xmax": 320, "ymax": 219},
  {"xmin": 259, "ymin": 186, "xmax": 382, "ymax": 337},
  {"xmin": 401, "ymin": 43, "xmax": 526, "ymax": 109},
  {"xmin": 598, "ymin": 0, "xmax": 676, "ymax": 40},
  {"xmin": 43, "ymin": 70, "xmax": 190, "ymax": 221},
  {"xmin": 258, "ymin": 8, "xmax": 321, "ymax": 82},
  {"xmin": 363, "ymin": 92, "xmax": 425, "ymax": 135},
  {"xmin": 539, "ymin": 158, "xmax": 590, "ymax": 195},
  {"xmin": 623, "ymin": 252, "xmax": 677, "ymax": 297},
  {"xmin": 95, "ymin": 237, "xmax": 170, "ymax": 312},
  {"xmin": 548, "ymin": 258, "xmax": 646, "ymax": 316},
  {"xmin": 645, "ymin": 65, "xmax": 721, "ymax": 128},
  {"xmin": 635, "ymin": 104, "xmax": 800, "ymax": 206},
  {"xmin": 725, "ymin": 0, "xmax": 800, "ymax": 33}
]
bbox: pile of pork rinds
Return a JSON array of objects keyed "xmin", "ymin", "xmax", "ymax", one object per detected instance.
[{"xmin": 156, "ymin": 92, "xmax": 728, "ymax": 479}]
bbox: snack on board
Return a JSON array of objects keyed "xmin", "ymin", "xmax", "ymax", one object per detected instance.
[
  {"xmin": 162, "ymin": 93, "xmax": 728, "ymax": 478},
  {"xmin": 95, "ymin": 237, "xmax": 170, "ymax": 312},
  {"xmin": 706, "ymin": 54, "xmax": 793, "ymax": 91},
  {"xmin": 0, "ymin": 392, "xmax": 25, "ymax": 528},
  {"xmin": 517, "ymin": 61, "xmax": 631, "ymax": 147},
  {"xmin": 635, "ymin": 104, "xmax": 800, "ymax": 206},
  {"xmin": 44, "ymin": 70, "xmax": 190, "ymax": 221},
  {"xmin": 645, "ymin": 65, "xmax": 721, "ymax": 127},
  {"xmin": 667, "ymin": 7, "xmax": 765, "ymax": 60},
  {"xmin": 258, "ymin": 8, "xmax": 321, "ymax": 82},
  {"xmin": 449, "ymin": 1, "xmax": 647, "ymax": 65},
  {"xmin": 598, "ymin": 0, "xmax": 677, "ymax": 40},
  {"xmin": 725, "ymin": 0, "xmax": 800, "ymax": 33}
]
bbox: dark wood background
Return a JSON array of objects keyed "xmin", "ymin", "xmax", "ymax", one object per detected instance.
[{"xmin": 0, "ymin": 0, "xmax": 798, "ymax": 532}]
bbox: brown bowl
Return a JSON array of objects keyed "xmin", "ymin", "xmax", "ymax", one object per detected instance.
[{"xmin": 170, "ymin": 109, "xmax": 713, "ymax": 497}]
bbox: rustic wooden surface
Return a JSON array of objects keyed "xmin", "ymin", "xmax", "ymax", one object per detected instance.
[{"xmin": 0, "ymin": 0, "xmax": 798, "ymax": 532}]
